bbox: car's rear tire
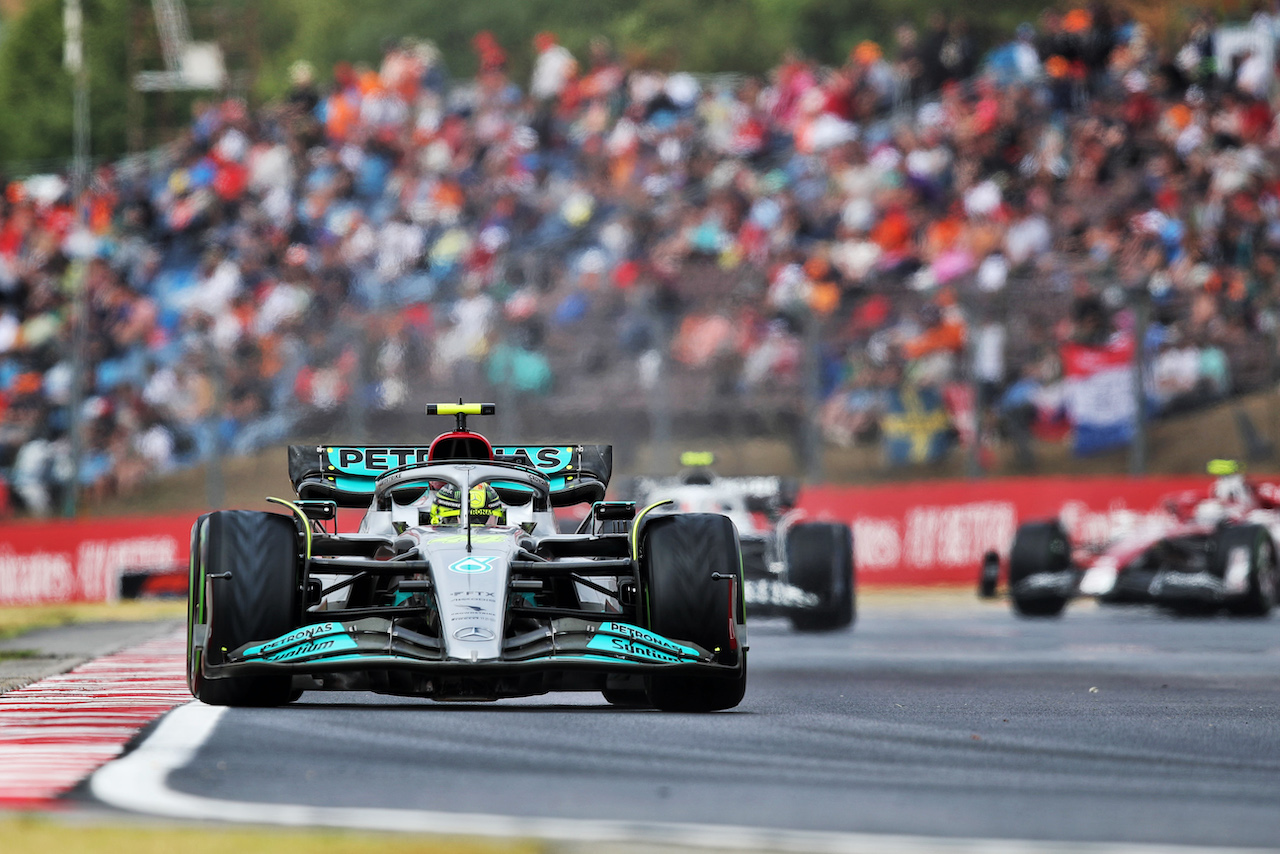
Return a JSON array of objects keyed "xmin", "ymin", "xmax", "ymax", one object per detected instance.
[
  {"xmin": 1218, "ymin": 524, "xmax": 1276, "ymax": 617},
  {"xmin": 191, "ymin": 510, "xmax": 301, "ymax": 707},
  {"xmin": 640, "ymin": 514, "xmax": 746, "ymax": 712},
  {"xmin": 1008, "ymin": 521, "xmax": 1071, "ymax": 617},
  {"xmin": 786, "ymin": 522, "xmax": 856, "ymax": 632}
]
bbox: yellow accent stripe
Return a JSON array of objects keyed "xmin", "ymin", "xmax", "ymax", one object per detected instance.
[
  {"xmin": 266, "ymin": 497, "xmax": 313, "ymax": 559},
  {"xmin": 680, "ymin": 451, "xmax": 715, "ymax": 467},
  {"xmin": 630, "ymin": 499, "xmax": 674, "ymax": 561},
  {"xmin": 427, "ymin": 403, "xmax": 487, "ymax": 415}
]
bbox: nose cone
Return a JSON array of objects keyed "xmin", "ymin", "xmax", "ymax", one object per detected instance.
[{"xmin": 421, "ymin": 531, "xmax": 519, "ymax": 661}]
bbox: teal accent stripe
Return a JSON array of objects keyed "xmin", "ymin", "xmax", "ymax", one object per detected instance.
[
  {"xmin": 596, "ymin": 621, "xmax": 700, "ymax": 658},
  {"xmin": 264, "ymin": 634, "xmax": 358, "ymax": 662},
  {"xmin": 587, "ymin": 634, "xmax": 685, "ymax": 663},
  {"xmin": 241, "ymin": 622, "xmax": 349, "ymax": 659}
]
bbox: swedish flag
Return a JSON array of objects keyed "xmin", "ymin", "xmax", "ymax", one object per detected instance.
[{"xmin": 882, "ymin": 385, "xmax": 953, "ymax": 466}]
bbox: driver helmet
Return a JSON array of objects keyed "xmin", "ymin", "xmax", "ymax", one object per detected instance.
[{"xmin": 428, "ymin": 482, "xmax": 506, "ymax": 526}]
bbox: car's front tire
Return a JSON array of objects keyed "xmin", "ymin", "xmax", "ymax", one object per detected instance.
[
  {"xmin": 186, "ymin": 513, "xmax": 211, "ymax": 698},
  {"xmin": 190, "ymin": 510, "xmax": 302, "ymax": 707},
  {"xmin": 639, "ymin": 513, "xmax": 746, "ymax": 712}
]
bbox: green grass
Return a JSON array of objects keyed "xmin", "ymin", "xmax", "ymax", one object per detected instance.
[
  {"xmin": 0, "ymin": 815, "xmax": 542, "ymax": 854},
  {"xmin": 0, "ymin": 600, "xmax": 187, "ymax": 642},
  {"xmin": 0, "ymin": 649, "xmax": 40, "ymax": 661}
]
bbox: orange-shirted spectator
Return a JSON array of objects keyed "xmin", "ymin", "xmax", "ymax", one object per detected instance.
[
  {"xmin": 871, "ymin": 206, "xmax": 913, "ymax": 254},
  {"xmin": 923, "ymin": 211, "xmax": 964, "ymax": 258},
  {"xmin": 324, "ymin": 90, "xmax": 359, "ymax": 143},
  {"xmin": 903, "ymin": 302, "xmax": 966, "ymax": 361},
  {"xmin": 804, "ymin": 256, "xmax": 841, "ymax": 316}
]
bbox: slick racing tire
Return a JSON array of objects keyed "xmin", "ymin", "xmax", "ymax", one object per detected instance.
[
  {"xmin": 978, "ymin": 550, "xmax": 1001, "ymax": 599},
  {"xmin": 186, "ymin": 513, "xmax": 211, "ymax": 699},
  {"xmin": 640, "ymin": 514, "xmax": 746, "ymax": 712},
  {"xmin": 190, "ymin": 510, "xmax": 301, "ymax": 707},
  {"xmin": 1008, "ymin": 520, "xmax": 1071, "ymax": 617},
  {"xmin": 1217, "ymin": 524, "xmax": 1277, "ymax": 618},
  {"xmin": 786, "ymin": 522, "xmax": 856, "ymax": 632}
]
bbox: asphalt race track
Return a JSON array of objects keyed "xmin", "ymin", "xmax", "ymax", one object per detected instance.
[{"xmin": 98, "ymin": 598, "xmax": 1280, "ymax": 850}]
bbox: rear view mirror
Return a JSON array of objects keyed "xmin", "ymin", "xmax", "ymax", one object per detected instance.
[
  {"xmin": 296, "ymin": 500, "xmax": 338, "ymax": 520},
  {"xmin": 594, "ymin": 501, "xmax": 636, "ymax": 521}
]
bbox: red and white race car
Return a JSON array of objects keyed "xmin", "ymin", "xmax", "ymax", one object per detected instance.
[{"xmin": 996, "ymin": 461, "xmax": 1279, "ymax": 617}]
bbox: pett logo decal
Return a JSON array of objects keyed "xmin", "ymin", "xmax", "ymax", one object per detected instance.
[
  {"xmin": 326, "ymin": 447, "xmax": 432, "ymax": 477},
  {"xmin": 449, "ymin": 556, "xmax": 496, "ymax": 574}
]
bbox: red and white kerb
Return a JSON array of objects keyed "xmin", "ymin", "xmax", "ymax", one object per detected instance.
[{"xmin": 0, "ymin": 631, "xmax": 188, "ymax": 808}]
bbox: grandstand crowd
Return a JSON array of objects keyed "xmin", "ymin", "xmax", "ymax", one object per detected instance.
[{"xmin": 3, "ymin": 3, "xmax": 1280, "ymax": 515}]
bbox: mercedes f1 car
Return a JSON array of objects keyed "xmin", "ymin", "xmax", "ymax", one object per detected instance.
[
  {"xmin": 620, "ymin": 453, "xmax": 855, "ymax": 632},
  {"xmin": 998, "ymin": 461, "xmax": 1279, "ymax": 618},
  {"xmin": 186, "ymin": 404, "xmax": 747, "ymax": 711}
]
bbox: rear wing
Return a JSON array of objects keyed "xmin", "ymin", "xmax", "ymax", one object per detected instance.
[{"xmin": 287, "ymin": 444, "xmax": 613, "ymax": 508}]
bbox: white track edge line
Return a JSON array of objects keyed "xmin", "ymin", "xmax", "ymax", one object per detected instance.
[{"xmin": 87, "ymin": 701, "xmax": 1269, "ymax": 854}]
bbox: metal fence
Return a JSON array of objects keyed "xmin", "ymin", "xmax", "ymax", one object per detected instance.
[{"xmin": 277, "ymin": 255, "xmax": 1278, "ymax": 484}]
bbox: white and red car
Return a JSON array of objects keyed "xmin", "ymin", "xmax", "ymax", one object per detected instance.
[{"xmin": 1001, "ymin": 462, "xmax": 1279, "ymax": 617}]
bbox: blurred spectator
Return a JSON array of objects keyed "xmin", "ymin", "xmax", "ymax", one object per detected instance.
[
  {"xmin": 531, "ymin": 31, "xmax": 577, "ymax": 105},
  {"xmin": 7, "ymin": 5, "xmax": 1280, "ymax": 512}
]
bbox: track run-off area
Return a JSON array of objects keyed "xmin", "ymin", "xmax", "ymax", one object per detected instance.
[{"xmin": 3, "ymin": 594, "xmax": 1279, "ymax": 853}]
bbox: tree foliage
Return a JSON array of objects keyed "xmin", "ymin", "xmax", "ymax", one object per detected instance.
[
  {"xmin": 0, "ymin": 0, "xmax": 130, "ymax": 172},
  {"xmin": 0, "ymin": 0, "xmax": 1156, "ymax": 169},
  {"xmin": 248, "ymin": 0, "xmax": 1052, "ymax": 92}
]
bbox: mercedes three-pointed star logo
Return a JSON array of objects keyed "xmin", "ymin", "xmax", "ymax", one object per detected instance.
[{"xmin": 453, "ymin": 626, "xmax": 496, "ymax": 641}]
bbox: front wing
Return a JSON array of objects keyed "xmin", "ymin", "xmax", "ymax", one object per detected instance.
[{"xmin": 199, "ymin": 617, "xmax": 739, "ymax": 681}]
